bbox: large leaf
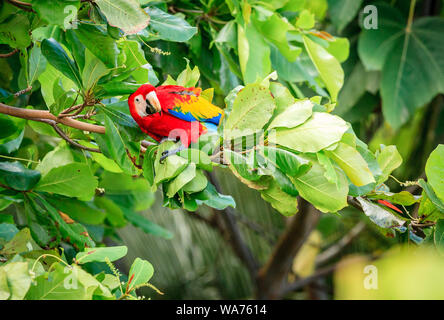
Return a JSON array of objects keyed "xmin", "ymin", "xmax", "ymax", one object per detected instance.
[
  {"xmin": 291, "ymin": 161, "xmax": 348, "ymax": 213},
  {"xmin": 326, "ymin": 142, "xmax": 375, "ymax": 187},
  {"xmin": 224, "ymin": 83, "xmax": 276, "ymax": 140},
  {"xmin": 238, "ymin": 23, "xmax": 271, "ymax": 84},
  {"xmin": 35, "ymin": 163, "xmax": 98, "ymax": 201},
  {"xmin": 26, "ymin": 263, "xmax": 87, "ymax": 300},
  {"xmin": 259, "ymin": 146, "xmax": 311, "ymax": 177},
  {"xmin": 328, "ymin": 0, "xmax": 363, "ymax": 32},
  {"xmin": 102, "ymin": 115, "xmax": 138, "ymax": 175},
  {"xmin": 268, "ymin": 112, "xmax": 349, "ymax": 153},
  {"xmin": 73, "ymin": 24, "xmax": 119, "ymax": 68},
  {"xmin": 303, "ymin": 36, "xmax": 344, "ymax": 102},
  {"xmin": 357, "ymin": 197, "xmax": 405, "ymax": 229},
  {"xmin": 166, "ymin": 163, "xmax": 196, "ymax": 197},
  {"xmin": 33, "ymin": 0, "xmax": 80, "ymax": 27},
  {"xmin": 253, "ymin": 11, "xmax": 301, "ymax": 62},
  {"xmin": 260, "ymin": 179, "xmax": 299, "ymax": 216},
  {"xmin": 0, "ymin": 161, "xmax": 41, "ymax": 191},
  {"xmin": 82, "ymin": 49, "xmax": 109, "ymax": 91},
  {"xmin": 425, "ymin": 145, "xmax": 444, "ymax": 203},
  {"xmin": 95, "ymin": 0, "xmax": 149, "ymax": 34},
  {"xmin": 127, "ymin": 258, "xmax": 154, "ymax": 291},
  {"xmin": 359, "ymin": 4, "xmax": 444, "ymax": 128},
  {"xmin": 0, "ymin": 262, "xmax": 32, "ymax": 300},
  {"xmin": 76, "ymin": 246, "xmax": 128, "ymax": 264},
  {"xmin": 145, "ymin": 7, "xmax": 197, "ymax": 42},
  {"xmin": 28, "ymin": 45, "xmax": 47, "ymax": 85},
  {"xmin": 376, "ymin": 145, "xmax": 402, "ymax": 184},
  {"xmin": 41, "ymin": 38, "xmax": 82, "ymax": 88},
  {"xmin": 268, "ymin": 100, "xmax": 313, "ymax": 130}
]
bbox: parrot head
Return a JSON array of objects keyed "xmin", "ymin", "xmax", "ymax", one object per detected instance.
[{"xmin": 128, "ymin": 84, "xmax": 162, "ymax": 120}]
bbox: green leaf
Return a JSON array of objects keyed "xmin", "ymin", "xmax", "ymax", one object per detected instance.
[
  {"xmin": 357, "ymin": 197, "xmax": 406, "ymax": 229},
  {"xmin": 76, "ymin": 246, "xmax": 128, "ymax": 264},
  {"xmin": 224, "ymin": 150, "xmax": 261, "ymax": 181},
  {"xmin": 36, "ymin": 143, "xmax": 74, "ymax": 176},
  {"xmin": 238, "ymin": 23, "xmax": 271, "ymax": 83},
  {"xmin": 153, "ymin": 142, "xmax": 189, "ymax": 185},
  {"xmin": 41, "ymin": 38, "xmax": 82, "ymax": 88},
  {"xmin": 28, "ymin": 45, "xmax": 47, "ymax": 85},
  {"xmin": 73, "ymin": 24, "xmax": 119, "ymax": 68},
  {"xmin": 0, "ymin": 228, "xmax": 39, "ymax": 256},
  {"xmin": 0, "ymin": 262, "xmax": 32, "ymax": 300},
  {"xmin": 0, "ymin": 161, "xmax": 41, "ymax": 191},
  {"xmin": 34, "ymin": 196, "xmax": 95, "ymax": 249},
  {"xmin": 326, "ymin": 142, "xmax": 375, "ymax": 187},
  {"xmin": 35, "ymin": 163, "xmax": 98, "ymax": 201},
  {"xmin": 33, "ymin": 0, "xmax": 80, "ymax": 26},
  {"xmin": 253, "ymin": 11, "xmax": 301, "ymax": 62},
  {"xmin": 176, "ymin": 62, "xmax": 200, "ymax": 87},
  {"xmin": 82, "ymin": 49, "xmax": 109, "ymax": 91},
  {"xmin": 0, "ymin": 14, "xmax": 31, "ymax": 48},
  {"xmin": 359, "ymin": 4, "xmax": 444, "ymax": 128},
  {"xmin": 193, "ymin": 183, "xmax": 236, "ymax": 210},
  {"xmin": 291, "ymin": 160, "xmax": 348, "ymax": 213},
  {"xmin": 26, "ymin": 263, "xmax": 87, "ymax": 300},
  {"xmin": 224, "ymin": 83, "xmax": 276, "ymax": 140},
  {"xmin": 316, "ymin": 151, "xmax": 339, "ymax": 185},
  {"xmin": 260, "ymin": 179, "xmax": 298, "ymax": 216},
  {"xmin": 259, "ymin": 146, "xmax": 311, "ymax": 177},
  {"xmin": 268, "ymin": 112, "xmax": 349, "ymax": 153},
  {"xmin": 122, "ymin": 40, "xmax": 158, "ymax": 85},
  {"xmin": 145, "ymin": 7, "xmax": 197, "ymax": 42},
  {"xmin": 102, "ymin": 115, "xmax": 138, "ymax": 175},
  {"xmin": 268, "ymin": 99, "xmax": 313, "ymax": 130},
  {"xmin": 434, "ymin": 220, "xmax": 444, "ymax": 254},
  {"xmin": 142, "ymin": 145, "xmax": 157, "ymax": 186},
  {"xmin": 166, "ymin": 163, "xmax": 197, "ymax": 198},
  {"xmin": 46, "ymin": 197, "xmax": 106, "ymax": 225},
  {"xmin": 303, "ymin": 36, "xmax": 344, "ymax": 102},
  {"xmin": 425, "ymin": 145, "xmax": 444, "ymax": 203},
  {"xmin": 95, "ymin": 0, "xmax": 149, "ymax": 34},
  {"xmin": 94, "ymin": 196, "xmax": 127, "ymax": 228},
  {"xmin": 0, "ymin": 223, "xmax": 19, "ymax": 241},
  {"xmin": 376, "ymin": 145, "xmax": 402, "ymax": 184},
  {"xmin": 419, "ymin": 179, "xmax": 444, "ymax": 213},
  {"xmin": 296, "ymin": 10, "xmax": 315, "ymax": 29},
  {"xmin": 327, "ymin": 0, "xmax": 363, "ymax": 32},
  {"xmin": 0, "ymin": 268, "xmax": 9, "ymax": 300},
  {"xmin": 183, "ymin": 169, "xmax": 208, "ymax": 194},
  {"xmin": 367, "ymin": 191, "xmax": 419, "ymax": 206},
  {"xmin": 127, "ymin": 258, "xmax": 154, "ymax": 291}
]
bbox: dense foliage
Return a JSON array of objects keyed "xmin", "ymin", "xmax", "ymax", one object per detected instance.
[{"xmin": 0, "ymin": 0, "xmax": 443, "ymax": 299}]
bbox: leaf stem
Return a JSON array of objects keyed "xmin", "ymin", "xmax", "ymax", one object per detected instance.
[{"xmin": 406, "ymin": 0, "xmax": 417, "ymax": 32}]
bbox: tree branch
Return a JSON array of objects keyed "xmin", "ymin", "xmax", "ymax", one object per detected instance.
[
  {"xmin": 37, "ymin": 119, "xmax": 101, "ymax": 153},
  {"xmin": 315, "ymin": 222, "xmax": 366, "ymax": 267},
  {"xmin": 0, "ymin": 103, "xmax": 105, "ymax": 134},
  {"xmin": 255, "ymin": 198, "xmax": 321, "ymax": 299}
]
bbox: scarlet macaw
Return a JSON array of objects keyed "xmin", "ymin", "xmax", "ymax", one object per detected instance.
[{"xmin": 128, "ymin": 84, "xmax": 224, "ymax": 161}]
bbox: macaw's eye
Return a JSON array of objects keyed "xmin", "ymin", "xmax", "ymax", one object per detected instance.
[{"xmin": 136, "ymin": 98, "xmax": 139, "ymax": 102}]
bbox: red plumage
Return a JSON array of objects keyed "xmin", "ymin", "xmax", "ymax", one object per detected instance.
[{"xmin": 128, "ymin": 84, "xmax": 219, "ymax": 147}]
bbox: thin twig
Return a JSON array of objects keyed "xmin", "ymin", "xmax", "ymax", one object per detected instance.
[
  {"xmin": 0, "ymin": 48, "xmax": 19, "ymax": 58},
  {"xmin": 0, "ymin": 102, "xmax": 105, "ymax": 133},
  {"xmin": 37, "ymin": 118, "xmax": 102, "ymax": 153},
  {"xmin": 315, "ymin": 222, "xmax": 366, "ymax": 266},
  {"xmin": 14, "ymin": 86, "xmax": 32, "ymax": 97}
]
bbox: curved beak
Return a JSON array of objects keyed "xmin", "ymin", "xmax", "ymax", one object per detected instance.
[{"xmin": 146, "ymin": 91, "xmax": 161, "ymax": 114}]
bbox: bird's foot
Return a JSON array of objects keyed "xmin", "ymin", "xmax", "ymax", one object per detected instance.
[{"xmin": 159, "ymin": 145, "xmax": 186, "ymax": 163}]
